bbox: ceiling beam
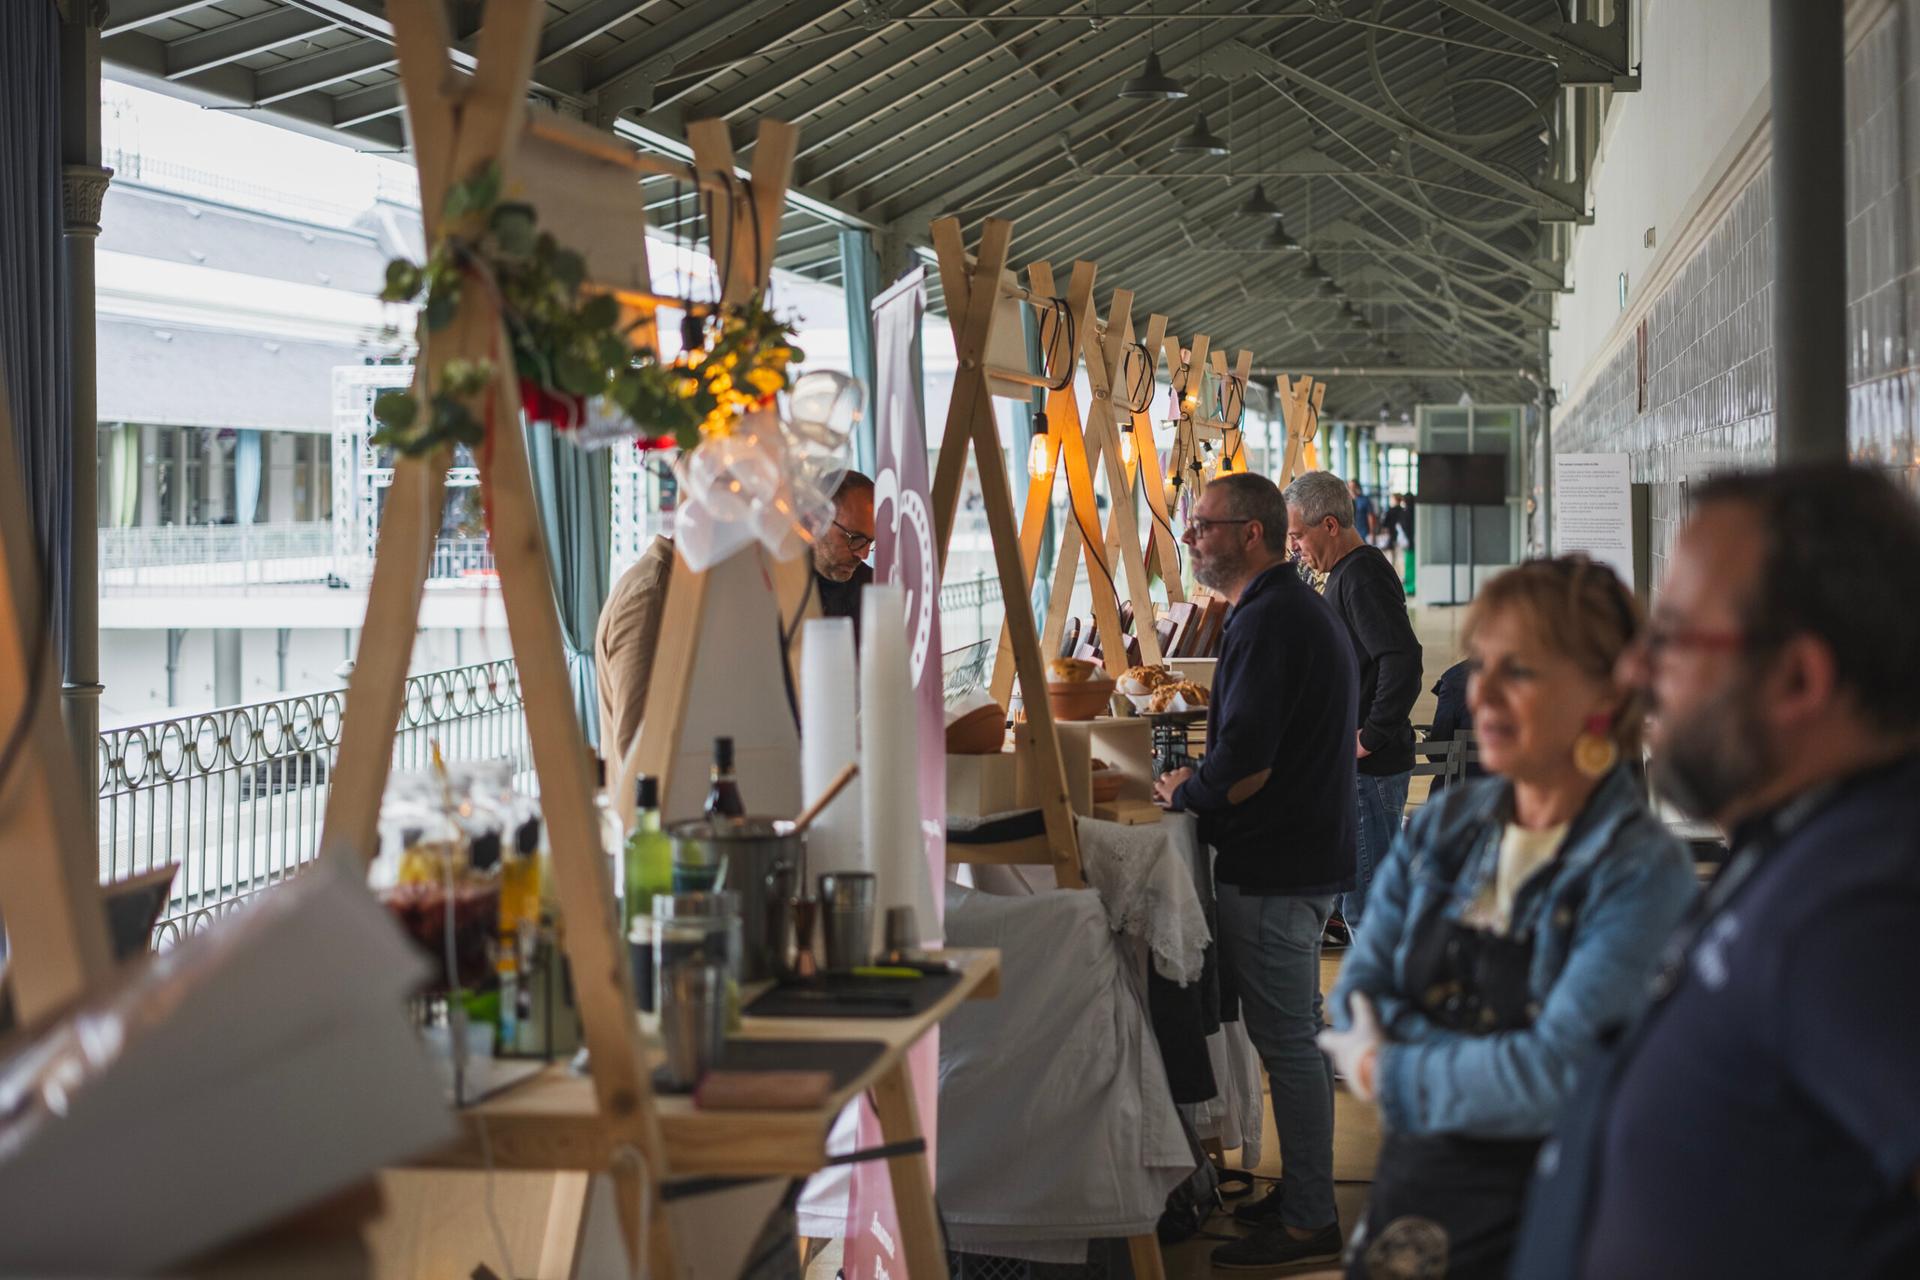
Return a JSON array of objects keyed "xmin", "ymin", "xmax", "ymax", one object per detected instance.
[
  {"xmin": 164, "ymin": 8, "xmax": 334, "ymax": 80},
  {"xmin": 1433, "ymin": 0, "xmax": 1638, "ymax": 90},
  {"xmin": 250, "ymin": 38, "xmax": 396, "ymax": 104},
  {"xmin": 102, "ymin": 0, "xmax": 219, "ymax": 38}
]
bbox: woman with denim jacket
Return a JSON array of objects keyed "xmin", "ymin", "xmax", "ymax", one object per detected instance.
[{"xmin": 1317, "ymin": 557, "xmax": 1698, "ymax": 1279}]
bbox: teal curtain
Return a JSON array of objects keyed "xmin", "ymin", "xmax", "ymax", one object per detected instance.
[
  {"xmin": 525, "ymin": 423, "xmax": 612, "ymax": 747},
  {"xmin": 235, "ymin": 428, "xmax": 261, "ymax": 524},
  {"xmin": 838, "ymin": 228, "xmax": 881, "ymax": 476},
  {"xmin": 109, "ymin": 425, "xmax": 139, "ymax": 528}
]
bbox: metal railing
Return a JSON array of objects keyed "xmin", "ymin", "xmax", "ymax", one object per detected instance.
[
  {"xmin": 98, "ymin": 523, "xmax": 496, "ymax": 592},
  {"xmin": 429, "ymin": 535, "xmax": 496, "ymax": 580},
  {"xmin": 936, "ymin": 573, "xmax": 1003, "ymax": 650},
  {"xmin": 99, "ymin": 659, "xmax": 530, "ymax": 947},
  {"xmin": 99, "ymin": 522, "xmax": 334, "ymax": 591}
]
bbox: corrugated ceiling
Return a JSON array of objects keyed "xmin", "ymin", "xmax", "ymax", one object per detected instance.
[{"xmin": 103, "ymin": 0, "xmax": 1630, "ymax": 414}]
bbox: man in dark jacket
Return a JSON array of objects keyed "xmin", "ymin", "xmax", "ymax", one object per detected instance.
[
  {"xmin": 1285, "ymin": 470, "xmax": 1423, "ymax": 933},
  {"xmin": 1153, "ymin": 472, "xmax": 1358, "ymax": 1272}
]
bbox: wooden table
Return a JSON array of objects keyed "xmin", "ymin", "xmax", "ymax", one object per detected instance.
[{"xmin": 408, "ymin": 948, "xmax": 1000, "ymax": 1277}]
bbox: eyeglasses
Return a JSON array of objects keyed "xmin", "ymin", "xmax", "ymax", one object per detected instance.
[
  {"xmin": 833, "ymin": 520, "xmax": 875, "ymax": 554},
  {"xmin": 1641, "ymin": 622, "xmax": 1750, "ymax": 658},
  {"xmin": 1183, "ymin": 517, "xmax": 1253, "ymax": 539}
]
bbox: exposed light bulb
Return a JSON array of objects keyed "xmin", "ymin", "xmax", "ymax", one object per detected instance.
[
  {"xmin": 1028, "ymin": 435, "xmax": 1052, "ymax": 481},
  {"xmin": 1119, "ymin": 426, "xmax": 1137, "ymax": 466}
]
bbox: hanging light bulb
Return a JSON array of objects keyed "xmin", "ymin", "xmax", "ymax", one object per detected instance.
[
  {"xmin": 1120, "ymin": 423, "xmax": 1137, "ymax": 467},
  {"xmin": 1028, "ymin": 434, "xmax": 1053, "ymax": 481},
  {"xmin": 1170, "ymin": 111, "xmax": 1229, "ymax": 156}
]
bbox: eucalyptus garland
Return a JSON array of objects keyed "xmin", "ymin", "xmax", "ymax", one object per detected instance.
[{"xmin": 372, "ymin": 161, "xmax": 803, "ymax": 457}]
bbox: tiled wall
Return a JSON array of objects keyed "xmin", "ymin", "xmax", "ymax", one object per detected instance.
[{"xmin": 1552, "ymin": 1, "xmax": 1920, "ymax": 588}]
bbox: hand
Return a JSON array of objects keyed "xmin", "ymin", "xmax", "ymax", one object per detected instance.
[
  {"xmin": 1318, "ymin": 992, "xmax": 1384, "ymax": 1103},
  {"xmin": 1355, "ymin": 729, "xmax": 1372, "ymax": 760},
  {"xmin": 1153, "ymin": 767, "xmax": 1193, "ymax": 809}
]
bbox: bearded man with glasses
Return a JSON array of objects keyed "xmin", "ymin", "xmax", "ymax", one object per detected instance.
[
  {"xmin": 594, "ymin": 471, "xmax": 876, "ymax": 768},
  {"xmin": 1152, "ymin": 471, "xmax": 1361, "ymax": 1272},
  {"xmin": 1514, "ymin": 465, "xmax": 1920, "ymax": 1279}
]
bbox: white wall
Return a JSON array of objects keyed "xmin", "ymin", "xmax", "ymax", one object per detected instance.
[{"xmin": 1551, "ymin": 0, "xmax": 1772, "ymax": 404}]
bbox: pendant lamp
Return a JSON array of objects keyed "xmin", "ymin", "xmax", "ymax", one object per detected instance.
[{"xmin": 1119, "ymin": 49, "xmax": 1187, "ymax": 100}]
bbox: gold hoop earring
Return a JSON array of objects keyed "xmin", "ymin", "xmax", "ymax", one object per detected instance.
[{"xmin": 1573, "ymin": 713, "xmax": 1619, "ymax": 778}]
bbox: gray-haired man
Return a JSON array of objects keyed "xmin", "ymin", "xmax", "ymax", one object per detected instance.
[{"xmin": 1284, "ymin": 470, "xmax": 1422, "ymax": 936}]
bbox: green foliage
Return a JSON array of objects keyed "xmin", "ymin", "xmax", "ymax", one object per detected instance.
[{"xmin": 374, "ymin": 159, "xmax": 800, "ymax": 458}]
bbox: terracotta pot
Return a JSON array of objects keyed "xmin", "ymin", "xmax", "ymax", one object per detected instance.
[
  {"xmin": 1046, "ymin": 677, "xmax": 1116, "ymax": 722},
  {"xmin": 946, "ymin": 705, "xmax": 1007, "ymax": 754}
]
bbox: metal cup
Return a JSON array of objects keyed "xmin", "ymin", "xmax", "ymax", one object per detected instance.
[
  {"xmin": 883, "ymin": 905, "xmax": 919, "ymax": 959},
  {"xmin": 818, "ymin": 871, "xmax": 877, "ymax": 971},
  {"xmin": 764, "ymin": 860, "xmax": 798, "ymax": 979},
  {"xmin": 659, "ymin": 958, "xmax": 726, "ymax": 1090}
]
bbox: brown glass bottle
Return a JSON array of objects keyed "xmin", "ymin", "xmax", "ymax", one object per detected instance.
[{"xmin": 705, "ymin": 736, "xmax": 746, "ymax": 823}]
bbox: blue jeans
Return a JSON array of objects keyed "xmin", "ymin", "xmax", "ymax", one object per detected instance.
[
  {"xmin": 1216, "ymin": 884, "xmax": 1338, "ymax": 1231},
  {"xmin": 1342, "ymin": 770, "xmax": 1410, "ymax": 930}
]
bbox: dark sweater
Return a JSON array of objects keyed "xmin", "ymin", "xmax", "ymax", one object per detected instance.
[
  {"xmin": 816, "ymin": 562, "xmax": 873, "ymax": 642},
  {"xmin": 1325, "ymin": 543, "xmax": 1423, "ymax": 777},
  {"xmin": 1173, "ymin": 562, "xmax": 1358, "ymax": 895}
]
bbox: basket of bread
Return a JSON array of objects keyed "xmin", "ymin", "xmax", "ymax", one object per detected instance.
[
  {"xmin": 1045, "ymin": 656, "xmax": 1117, "ymax": 721},
  {"xmin": 1146, "ymin": 680, "xmax": 1209, "ymax": 714},
  {"xmin": 1117, "ymin": 663, "xmax": 1190, "ymax": 713}
]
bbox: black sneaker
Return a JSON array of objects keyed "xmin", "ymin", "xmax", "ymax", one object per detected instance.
[
  {"xmin": 1322, "ymin": 915, "xmax": 1353, "ymax": 950},
  {"xmin": 1230, "ymin": 1180, "xmax": 1285, "ymax": 1225},
  {"xmin": 1211, "ymin": 1221, "xmax": 1343, "ymax": 1273}
]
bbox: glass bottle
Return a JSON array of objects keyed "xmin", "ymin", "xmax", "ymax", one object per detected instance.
[
  {"xmin": 705, "ymin": 736, "xmax": 746, "ymax": 824},
  {"xmin": 622, "ymin": 775, "xmax": 673, "ymax": 936}
]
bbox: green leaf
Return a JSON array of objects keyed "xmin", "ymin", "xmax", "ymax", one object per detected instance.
[
  {"xmin": 424, "ymin": 290, "xmax": 456, "ymax": 332},
  {"xmin": 555, "ymin": 353, "xmax": 601, "ymax": 397},
  {"xmin": 550, "ymin": 249, "xmax": 586, "ymax": 292},
  {"xmin": 491, "ymin": 207, "xmax": 536, "ymax": 257},
  {"xmin": 380, "ymin": 259, "xmax": 423, "ymax": 302},
  {"xmin": 373, "ymin": 390, "xmax": 419, "ymax": 430},
  {"xmin": 580, "ymin": 292, "xmax": 620, "ymax": 331}
]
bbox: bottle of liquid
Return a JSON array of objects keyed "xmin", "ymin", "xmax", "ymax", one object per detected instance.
[
  {"xmin": 501, "ymin": 816, "xmax": 542, "ymax": 952},
  {"xmin": 591, "ymin": 757, "xmax": 625, "ymax": 911},
  {"xmin": 705, "ymin": 736, "xmax": 746, "ymax": 824},
  {"xmin": 622, "ymin": 775, "xmax": 673, "ymax": 936}
]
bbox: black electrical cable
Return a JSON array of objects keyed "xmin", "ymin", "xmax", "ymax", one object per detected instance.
[
  {"xmin": 1123, "ymin": 341, "xmax": 1155, "ymax": 413},
  {"xmin": 1222, "ymin": 373, "xmax": 1246, "ymax": 428},
  {"xmin": 1043, "ymin": 295, "xmax": 1075, "ymax": 391}
]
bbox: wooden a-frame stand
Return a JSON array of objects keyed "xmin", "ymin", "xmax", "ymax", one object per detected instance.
[
  {"xmin": 927, "ymin": 218, "xmax": 1083, "ymax": 888},
  {"xmin": 1275, "ymin": 373, "xmax": 1328, "ymax": 486},
  {"xmin": 979, "ymin": 255, "xmax": 1168, "ymax": 707},
  {"xmin": 1114, "ymin": 309, "xmax": 1185, "ymax": 604},
  {"xmin": 310, "ymin": 5, "xmax": 794, "ymax": 1274}
]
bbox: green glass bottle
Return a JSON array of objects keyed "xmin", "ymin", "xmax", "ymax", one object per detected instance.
[{"xmin": 622, "ymin": 775, "xmax": 673, "ymax": 936}]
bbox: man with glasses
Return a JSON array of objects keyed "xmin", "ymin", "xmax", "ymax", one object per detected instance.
[
  {"xmin": 1284, "ymin": 470, "xmax": 1423, "ymax": 941},
  {"xmin": 1513, "ymin": 465, "xmax": 1920, "ymax": 1278},
  {"xmin": 595, "ymin": 471, "xmax": 876, "ymax": 766},
  {"xmin": 1151, "ymin": 472, "xmax": 1359, "ymax": 1272}
]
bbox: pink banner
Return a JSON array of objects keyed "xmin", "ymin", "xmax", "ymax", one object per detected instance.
[{"xmin": 844, "ymin": 267, "xmax": 945, "ymax": 1280}]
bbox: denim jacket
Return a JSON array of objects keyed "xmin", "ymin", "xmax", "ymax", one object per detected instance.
[{"xmin": 1330, "ymin": 767, "xmax": 1697, "ymax": 1139}]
